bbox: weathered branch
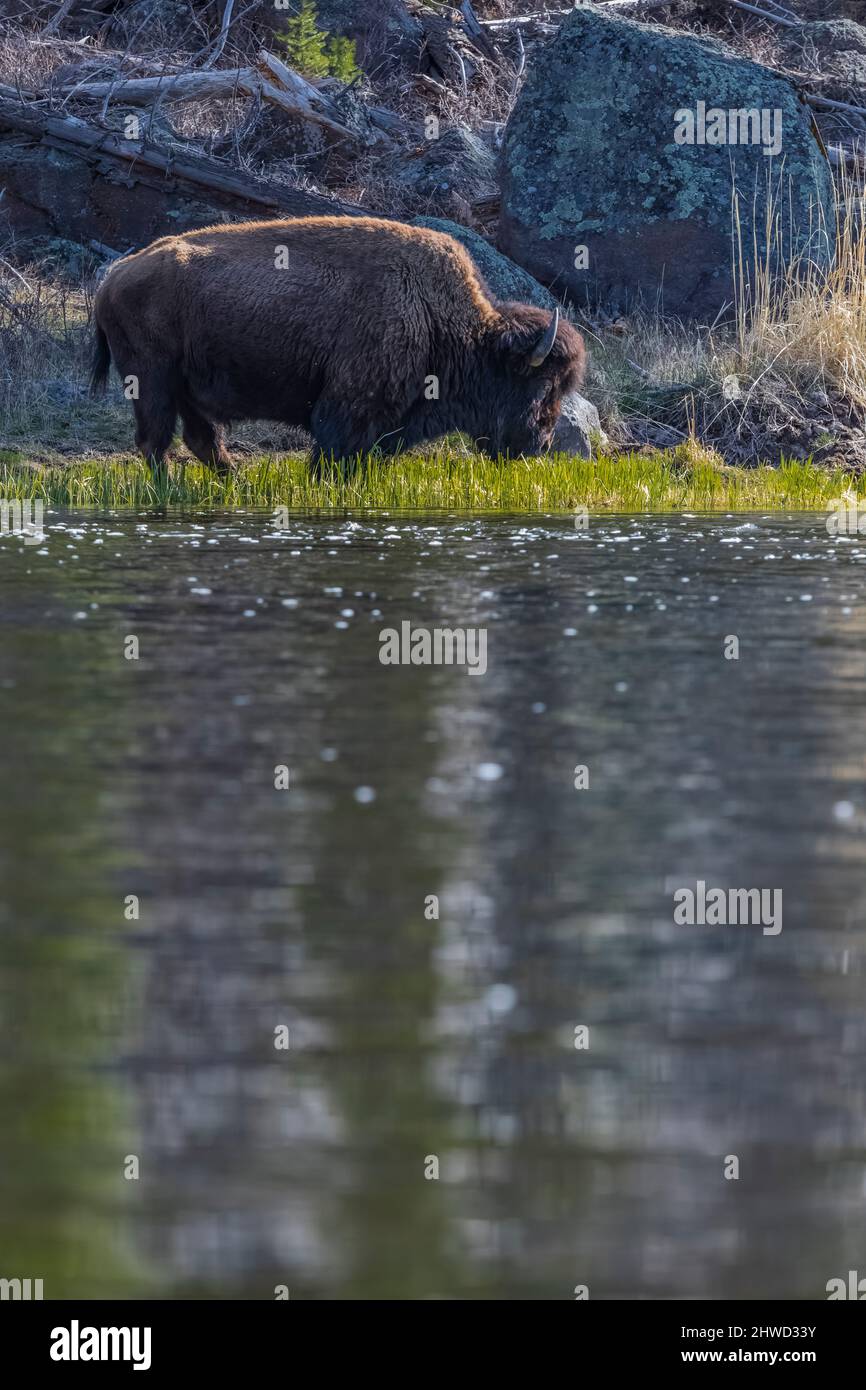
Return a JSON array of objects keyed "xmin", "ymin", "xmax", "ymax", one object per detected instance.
[
  {"xmin": 510, "ymin": 27, "xmax": 526, "ymax": 107},
  {"xmin": 806, "ymin": 92, "xmax": 866, "ymax": 120},
  {"xmin": 597, "ymin": 1, "xmax": 685, "ymax": 8},
  {"xmin": 255, "ymin": 49, "xmax": 362, "ymax": 142},
  {"xmin": 480, "ymin": 9, "xmax": 571, "ymax": 27},
  {"xmin": 56, "ymin": 70, "xmax": 247, "ymax": 105},
  {"xmin": 721, "ymin": 1, "xmax": 799, "ymax": 26},
  {"xmin": 43, "ymin": 0, "xmax": 80, "ymax": 36},
  {"xmin": 414, "ymin": 72, "xmax": 449, "ymax": 96},
  {"xmin": 202, "ymin": 0, "xmax": 237, "ymax": 72}
]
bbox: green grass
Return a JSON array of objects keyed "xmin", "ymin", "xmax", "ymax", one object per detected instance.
[{"xmin": 0, "ymin": 446, "xmax": 862, "ymax": 512}]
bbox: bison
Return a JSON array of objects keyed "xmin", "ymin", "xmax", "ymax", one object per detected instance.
[{"xmin": 91, "ymin": 216, "xmax": 586, "ymax": 479}]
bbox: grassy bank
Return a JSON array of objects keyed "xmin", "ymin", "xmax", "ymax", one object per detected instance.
[
  {"xmin": 3, "ymin": 171, "xmax": 866, "ymax": 474},
  {"xmin": 1, "ymin": 446, "xmax": 861, "ymax": 513}
]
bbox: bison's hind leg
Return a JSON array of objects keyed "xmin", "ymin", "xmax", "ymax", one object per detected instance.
[
  {"xmin": 179, "ymin": 395, "xmax": 233, "ymax": 477},
  {"xmin": 130, "ymin": 363, "xmax": 178, "ymax": 486}
]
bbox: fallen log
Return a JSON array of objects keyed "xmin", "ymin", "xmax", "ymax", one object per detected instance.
[
  {"xmin": 827, "ymin": 144, "xmax": 866, "ymax": 172},
  {"xmin": 53, "ymin": 52, "xmax": 389, "ymax": 147},
  {"xmin": 56, "ymin": 70, "xmax": 249, "ymax": 106},
  {"xmin": 480, "ymin": 9, "xmax": 575, "ymax": 24},
  {"xmin": 602, "ymin": 0, "xmax": 801, "ymax": 21},
  {"xmin": 0, "ymin": 96, "xmax": 376, "ymax": 252}
]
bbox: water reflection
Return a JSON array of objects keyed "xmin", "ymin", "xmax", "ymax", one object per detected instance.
[{"xmin": 1, "ymin": 510, "xmax": 865, "ymax": 1298}]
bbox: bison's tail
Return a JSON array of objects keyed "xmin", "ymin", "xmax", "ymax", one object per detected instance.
[{"xmin": 90, "ymin": 322, "xmax": 112, "ymax": 395}]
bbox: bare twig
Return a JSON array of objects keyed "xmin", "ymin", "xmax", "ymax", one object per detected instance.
[
  {"xmin": 509, "ymin": 28, "xmax": 526, "ymax": 108},
  {"xmin": 44, "ymin": 0, "xmax": 80, "ymax": 36},
  {"xmin": 0, "ymin": 256, "xmax": 32, "ymax": 291},
  {"xmin": 201, "ymin": 0, "xmax": 237, "ymax": 72},
  {"xmin": 186, "ymin": 0, "xmax": 260, "ymax": 67}
]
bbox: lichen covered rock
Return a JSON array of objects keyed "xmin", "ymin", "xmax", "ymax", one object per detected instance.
[{"xmin": 498, "ymin": 5, "xmax": 835, "ymax": 320}]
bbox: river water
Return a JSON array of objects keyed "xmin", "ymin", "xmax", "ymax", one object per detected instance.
[{"xmin": 1, "ymin": 508, "xmax": 865, "ymax": 1299}]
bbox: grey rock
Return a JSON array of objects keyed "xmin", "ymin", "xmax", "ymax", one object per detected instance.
[{"xmin": 553, "ymin": 392, "xmax": 607, "ymax": 459}]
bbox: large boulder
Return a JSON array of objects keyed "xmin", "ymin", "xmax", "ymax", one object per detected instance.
[
  {"xmin": 411, "ymin": 216, "xmax": 558, "ymax": 309},
  {"xmin": 498, "ymin": 6, "xmax": 835, "ymax": 321}
]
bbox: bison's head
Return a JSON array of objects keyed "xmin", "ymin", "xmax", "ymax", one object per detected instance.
[{"xmin": 475, "ymin": 304, "xmax": 586, "ymax": 459}]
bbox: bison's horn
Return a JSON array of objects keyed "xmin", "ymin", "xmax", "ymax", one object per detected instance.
[{"xmin": 528, "ymin": 307, "xmax": 559, "ymax": 368}]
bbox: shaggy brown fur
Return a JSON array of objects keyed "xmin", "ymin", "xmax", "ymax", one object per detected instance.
[{"xmin": 91, "ymin": 216, "xmax": 586, "ymax": 477}]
